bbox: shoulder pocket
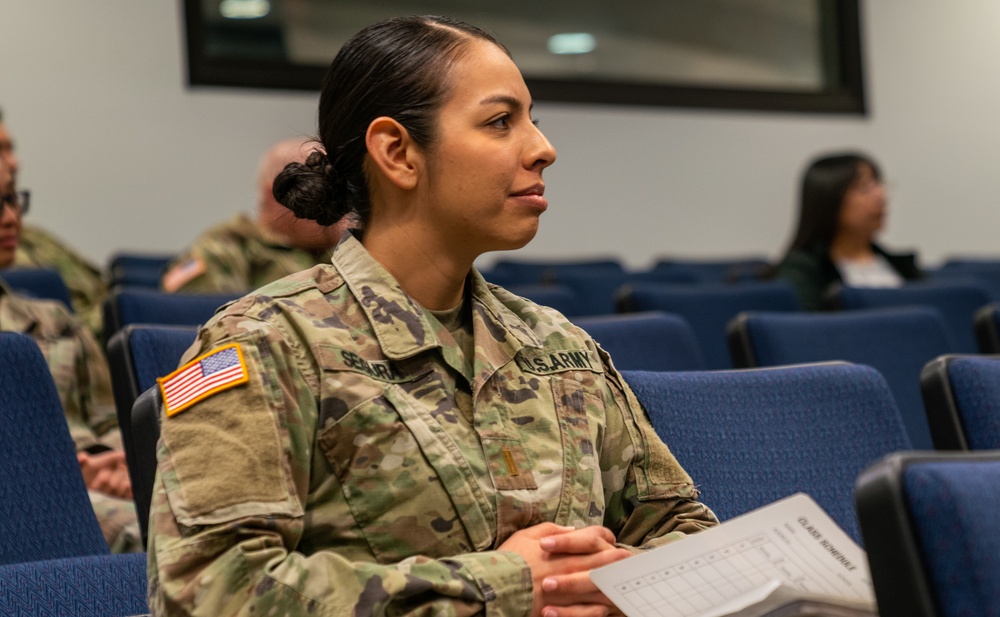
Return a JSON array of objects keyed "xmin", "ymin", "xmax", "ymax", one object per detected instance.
[{"xmin": 159, "ymin": 332, "xmax": 302, "ymax": 526}]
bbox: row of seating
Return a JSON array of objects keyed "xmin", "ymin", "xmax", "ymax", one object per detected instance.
[
  {"xmin": 7, "ymin": 260, "xmax": 1000, "ymax": 451},
  {"xmin": 7, "ymin": 320, "xmax": 1000, "ymax": 614},
  {"xmin": 6, "ymin": 261, "xmax": 1000, "ymax": 364},
  {"xmin": 0, "ymin": 333, "xmax": 149, "ymax": 616}
]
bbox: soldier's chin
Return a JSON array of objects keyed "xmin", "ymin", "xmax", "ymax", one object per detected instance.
[{"xmin": 0, "ymin": 249, "xmax": 16, "ymax": 269}]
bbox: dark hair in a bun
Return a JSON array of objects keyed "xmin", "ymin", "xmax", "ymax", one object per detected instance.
[
  {"xmin": 272, "ymin": 150, "xmax": 351, "ymax": 227},
  {"xmin": 272, "ymin": 15, "xmax": 506, "ymax": 228}
]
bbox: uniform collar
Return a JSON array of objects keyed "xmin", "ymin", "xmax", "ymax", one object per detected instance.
[{"xmin": 331, "ymin": 233, "xmax": 540, "ymax": 362}]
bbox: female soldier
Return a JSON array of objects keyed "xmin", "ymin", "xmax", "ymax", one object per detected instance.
[
  {"xmin": 775, "ymin": 152, "xmax": 923, "ymax": 310},
  {"xmin": 148, "ymin": 15, "xmax": 716, "ymax": 617}
]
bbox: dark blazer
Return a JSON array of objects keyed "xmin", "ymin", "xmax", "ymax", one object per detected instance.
[{"xmin": 775, "ymin": 243, "xmax": 922, "ymax": 311}]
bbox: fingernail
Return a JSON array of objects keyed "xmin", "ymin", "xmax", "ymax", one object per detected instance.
[
  {"xmin": 543, "ymin": 609, "xmax": 557, "ymax": 617},
  {"xmin": 542, "ymin": 577, "xmax": 557, "ymax": 592},
  {"xmin": 540, "ymin": 538, "xmax": 555, "ymax": 550}
]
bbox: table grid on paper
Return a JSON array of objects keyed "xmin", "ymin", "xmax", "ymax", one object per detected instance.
[{"xmin": 611, "ymin": 533, "xmax": 815, "ymax": 617}]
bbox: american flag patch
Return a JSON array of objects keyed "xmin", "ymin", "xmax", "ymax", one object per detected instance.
[{"xmin": 158, "ymin": 343, "xmax": 249, "ymax": 417}]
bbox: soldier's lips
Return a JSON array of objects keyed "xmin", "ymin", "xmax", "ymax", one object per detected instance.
[
  {"xmin": 510, "ymin": 184, "xmax": 547, "ymax": 212},
  {"xmin": 0, "ymin": 235, "xmax": 18, "ymax": 249}
]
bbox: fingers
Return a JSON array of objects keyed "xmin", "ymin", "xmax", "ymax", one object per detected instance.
[
  {"xmin": 78, "ymin": 450, "xmax": 133, "ymax": 498},
  {"xmin": 540, "ymin": 604, "xmax": 615, "ymax": 617},
  {"xmin": 540, "ymin": 526, "xmax": 618, "ymax": 555}
]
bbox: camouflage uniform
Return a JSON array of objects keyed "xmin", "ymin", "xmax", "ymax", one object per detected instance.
[
  {"xmin": 161, "ymin": 213, "xmax": 334, "ymax": 294},
  {"xmin": 148, "ymin": 234, "xmax": 717, "ymax": 616},
  {"xmin": 14, "ymin": 224, "xmax": 108, "ymax": 340},
  {"xmin": 0, "ymin": 281, "xmax": 140, "ymax": 553}
]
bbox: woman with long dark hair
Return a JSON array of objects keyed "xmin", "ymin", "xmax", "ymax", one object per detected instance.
[
  {"xmin": 775, "ymin": 152, "xmax": 922, "ymax": 310},
  {"xmin": 147, "ymin": 16, "xmax": 716, "ymax": 616}
]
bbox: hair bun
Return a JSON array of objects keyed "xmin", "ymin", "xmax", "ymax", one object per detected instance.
[{"xmin": 272, "ymin": 149, "xmax": 349, "ymax": 226}]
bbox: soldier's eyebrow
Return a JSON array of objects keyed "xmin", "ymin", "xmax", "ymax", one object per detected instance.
[{"xmin": 479, "ymin": 95, "xmax": 532, "ymax": 114}]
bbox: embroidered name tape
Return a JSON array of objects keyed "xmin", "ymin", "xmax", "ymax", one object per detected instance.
[
  {"xmin": 514, "ymin": 349, "xmax": 602, "ymax": 375},
  {"xmin": 158, "ymin": 343, "xmax": 249, "ymax": 417}
]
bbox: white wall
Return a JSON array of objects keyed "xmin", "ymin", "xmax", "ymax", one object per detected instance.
[{"xmin": 1, "ymin": 1, "xmax": 998, "ymax": 270}]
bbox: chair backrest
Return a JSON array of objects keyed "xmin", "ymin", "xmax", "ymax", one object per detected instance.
[
  {"xmin": 131, "ymin": 387, "xmax": 163, "ymax": 547},
  {"xmin": 833, "ymin": 282, "xmax": 992, "ymax": 354},
  {"xmin": 107, "ymin": 252, "xmax": 173, "ymax": 289},
  {"xmin": 551, "ymin": 271, "xmax": 628, "ymax": 316},
  {"xmin": 505, "ymin": 284, "xmax": 583, "ymax": 318},
  {"xmin": 0, "ymin": 268, "xmax": 74, "ymax": 311},
  {"xmin": 0, "ymin": 552, "xmax": 148, "ymax": 617},
  {"xmin": 106, "ymin": 324, "xmax": 198, "ymax": 537},
  {"xmin": 652, "ymin": 257, "xmax": 771, "ymax": 284},
  {"xmin": 974, "ymin": 302, "xmax": 1000, "ymax": 353},
  {"xmin": 490, "ymin": 258, "xmax": 624, "ymax": 285},
  {"xmin": 103, "ymin": 287, "xmax": 239, "ymax": 343},
  {"xmin": 574, "ymin": 312, "xmax": 706, "ymax": 371},
  {"xmin": 729, "ymin": 307, "xmax": 955, "ymax": 450},
  {"xmin": 0, "ymin": 332, "xmax": 109, "ymax": 564},
  {"xmin": 620, "ymin": 281, "xmax": 800, "ymax": 369},
  {"xmin": 624, "ymin": 362, "xmax": 910, "ymax": 543},
  {"xmin": 929, "ymin": 265, "xmax": 1000, "ymax": 302},
  {"xmin": 921, "ymin": 354, "xmax": 1000, "ymax": 450},
  {"xmin": 856, "ymin": 451, "xmax": 1000, "ymax": 617}
]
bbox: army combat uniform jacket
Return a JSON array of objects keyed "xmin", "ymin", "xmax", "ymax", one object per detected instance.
[
  {"xmin": 148, "ymin": 235, "xmax": 718, "ymax": 616},
  {"xmin": 14, "ymin": 224, "xmax": 109, "ymax": 340},
  {"xmin": 0, "ymin": 280, "xmax": 119, "ymax": 451},
  {"xmin": 161, "ymin": 213, "xmax": 334, "ymax": 294}
]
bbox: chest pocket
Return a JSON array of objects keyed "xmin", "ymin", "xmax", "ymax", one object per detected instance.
[
  {"xmin": 316, "ymin": 366, "xmax": 495, "ymax": 564},
  {"xmin": 512, "ymin": 348, "xmax": 607, "ymax": 527}
]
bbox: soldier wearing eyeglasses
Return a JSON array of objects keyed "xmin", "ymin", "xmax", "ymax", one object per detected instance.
[
  {"xmin": 0, "ymin": 159, "xmax": 140, "ymax": 553},
  {"xmin": 0, "ymin": 107, "xmax": 108, "ymax": 339}
]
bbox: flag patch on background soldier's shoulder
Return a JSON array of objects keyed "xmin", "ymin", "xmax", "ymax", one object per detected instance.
[
  {"xmin": 158, "ymin": 343, "xmax": 249, "ymax": 417},
  {"xmin": 161, "ymin": 257, "xmax": 206, "ymax": 292}
]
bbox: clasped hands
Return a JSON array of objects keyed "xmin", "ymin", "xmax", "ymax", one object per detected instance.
[
  {"xmin": 77, "ymin": 450, "xmax": 133, "ymax": 499},
  {"xmin": 499, "ymin": 523, "xmax": 632, "ymax": 617}
]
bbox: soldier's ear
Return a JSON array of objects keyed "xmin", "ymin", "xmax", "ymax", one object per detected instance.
[{"xmin": 365, "ymin": 117, "xmax": 420, "ymax": 191}]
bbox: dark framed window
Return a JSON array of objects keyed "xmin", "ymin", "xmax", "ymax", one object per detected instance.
[{"xmin": 183, "ymin": 0, "xmax": 865, "ymax": 115}]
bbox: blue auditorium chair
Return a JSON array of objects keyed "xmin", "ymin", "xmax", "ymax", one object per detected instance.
[
  {"xmin": 920, "ymin": 354, "xmax": 1000, "ymax": 450},
  {"xmin": 505, "ymin": 284, "xmax": 583, "ymax": 317},
  {"xmin": 929, "ymin": 264, "xmax": 1000, "ymax": 301},
  {"xmin": 624, "ymin": 363, "xmax": 910, "ymax": 542},
  {"xmin": 856, "ymin": 451, "xmax": 1000, "ymax": 617},
  {"xmin": 574, "ymin": 312, "xmax": 706, "ymax": 371},
  {"xmin": 551, "ymin": 271, "xmax": 630, "ymax": 316},
  {"xmin": 729, "ymin": 307, "xmax": 956, "ymax": 450},
  {"xmin": 619, "ymin": 281, "xmax": 800, "ymax": 369},
  {"xmin": 0, "ymin": 267, "xmax": 73, "ymax": 311},
  {"xmin": 130, "ymin": 388, "xmax": 163, "ymax": 546},
  {"xmin": 832, "ymin": 282, "xmax": 992, "ymax": 354},
  {"xmin": 0, "ymin": 552, "xmax": 148, "ymax": 617},
  {"xmin": 0, "ymin": 332, "xmax": 110, "ymax": 564},
  {"xmin": 106, "ymin": 324, "xmax": 198, "ymax": 546},
  {"xmin": 488, "ymin": 258, "xmax": 624, "ymax": 285},
  {"xmin": 102, "ymin": 287, "xmax": 239, "ymax": 343},
  {"xmin": 974, "ymin": 302, "xmax": 1000, "ymax": 353},
  {"xmin": 107, "ymin": 251, "xmax": 174, "ymax": 289},
  {"xmin": 651, "ymin": 256, "xmax": 771, "ymax": 284}
]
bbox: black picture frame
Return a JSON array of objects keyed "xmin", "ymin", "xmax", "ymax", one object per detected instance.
[{"xmin": 182, "ymin": 0, "xmax": 866, "ymax": 115}]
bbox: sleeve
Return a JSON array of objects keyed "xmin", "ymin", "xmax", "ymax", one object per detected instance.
[
  {"xmin": 774, "ymin": 252, "xmax": 825, "ymax": 312},
  {"xmin": 147, "ymin": 318, "xmax": 533, "ymax": 617},
  {"xmin": 76, "ymin": 321, "xmax": 122, "ymax": 451},
  {"xmin": 35, "ymin": 304, "xmax": 120, "ymax": 452},
  {"xmin": 595, "ymin": 346, "xmax": 719, "ymax": 551}
]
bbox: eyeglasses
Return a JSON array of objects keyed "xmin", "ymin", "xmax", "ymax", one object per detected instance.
[{"xmin": 0, "ymin": 190, "xmax": 30, "ymax": 216}]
